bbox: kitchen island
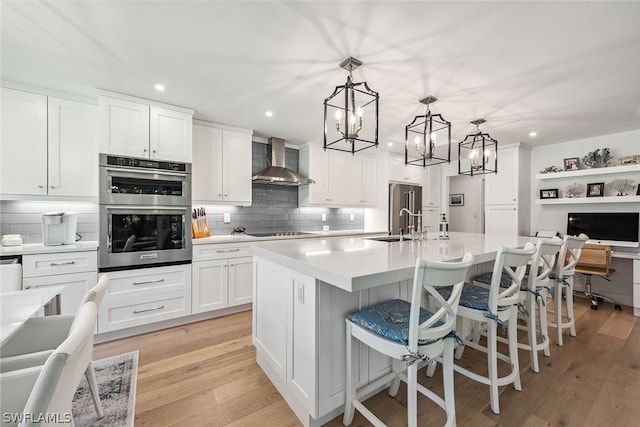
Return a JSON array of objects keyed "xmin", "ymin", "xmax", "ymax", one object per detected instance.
[{"xmin": 251, "ymin": 232, "xmax": 537, "ymax": 427}]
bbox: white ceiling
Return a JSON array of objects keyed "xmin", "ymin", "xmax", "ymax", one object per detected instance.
[{"xmin": 2, "ymin": 1, "xmax": 640, "ymax": 153}]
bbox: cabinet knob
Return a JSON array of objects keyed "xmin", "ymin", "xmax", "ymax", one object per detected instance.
[
  {"xmin": 143, "ymin": 148, "xmax": 148, "ymax": 153},
  {"xmin": 152, "ymin": 150, "xmax": 157, "ymax": 154},
  {"xmin": 513, "ymin": 198, "xmax": 516, "ymax": 202},
  {"xmin": 50, "ymin": 186, "xmax": 56, "ymax": 189},
  {"xmin": 38, "ymin": 185, "xmax": 45, "ymax": 189},
  {"xmin": 224, "ymin": 194, "xmax": 228, "ymax": 197},
  {"xmin": 218, "ymin": 193, "xmax": 222, "ymax": 196}
]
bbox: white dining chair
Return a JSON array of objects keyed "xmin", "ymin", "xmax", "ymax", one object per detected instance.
[
  {"xmin": 343, "ymin": 253, "xmax": 475, "ymax": 427},
  {"xmin": 0, "ymin": 274, "xmax": 110, "ymax": 418},
  {"xmin": 0, "ymin": 301, "xmax": 98, "ymax": 427}
]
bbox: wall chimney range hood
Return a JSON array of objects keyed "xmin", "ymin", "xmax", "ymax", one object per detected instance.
[{"xmin": 252, "ymin": 137, "xmax": 314, "ymax": 186}]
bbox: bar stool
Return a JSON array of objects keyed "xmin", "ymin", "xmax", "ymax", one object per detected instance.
[
  {"xmin": 343, "ymin": 253, "xmax": 475, "ymax": 427},
  {"xmin": 469, "ymin": 237, "xmax": 562, "ymax": 372},
  {"xmin": 548, "ymin": 234, "xmax": 588, "ymax": 346},
  {"xmin": 439, "ymin": 243, "xmax": 536, "ymax": 414}
]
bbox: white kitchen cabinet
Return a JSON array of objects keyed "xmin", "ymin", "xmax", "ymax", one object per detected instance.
[
  {"xmin": 299, "ymin": 143, "xmax": 348, "ymax": 207},
  {"xmin": 98, "ymin": 264, "xmax": 191, "ymax": 333},
  {"xmin": 345, "ymin": 155, "xmax": 377, "ymax": 207},
  {"xmin": 99, "ymin": 93, "xmax": 193, "ymax": 162},
  {"xmin": 22, "ymin": 250, "xmax": 98, "ymax": 315},
  {"xmin": 0, "ymin": 88, "xmax": 97, "ymax": 198},
  {"xmin": 485, "ymin": 204, "xmax": 519, "ymax": 236},
  {"xmin": 192, "ymin": 242, "xmax": 254, "ymax": 313},
  {"xmin": 483, "ymin": 144, "xmax": 531, "ymax": 236},
  {"xmin": 389, "ymin": 157, "xmax": 424, "ymax": 185},
  {"xmin": 423, "ymin": 164, "xmax": 442, "ymax": 208},
  {"xmin": 191, "ymin": 123, "xmax": 252, "ymax": 206}
]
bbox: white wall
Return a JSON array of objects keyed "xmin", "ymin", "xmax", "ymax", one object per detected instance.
[
  {"xmin": 448, "ymin": 175, "xmax": 483, "ymax": 233},
  {"xmin": 530, "ymin": 129, "xmax": 640, "ymax": 306}
]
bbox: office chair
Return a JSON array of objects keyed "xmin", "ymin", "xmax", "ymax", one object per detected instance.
[{"xmin": 575, "ymin": 244, "xmax": 622, "ymax": 310}]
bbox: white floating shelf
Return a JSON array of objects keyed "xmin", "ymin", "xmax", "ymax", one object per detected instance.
[
  {"xmin": 535, "ymin": 164, "xmax": 640, "ymax": 180},
  {"xmin": 536, "ymin": 195, "xmax": 640, "ymax": 205}
]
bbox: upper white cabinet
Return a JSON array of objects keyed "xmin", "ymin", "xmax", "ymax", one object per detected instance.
[
  {"xmin": 389, "ymin": 157, "xmax": 423, "ymax": 185},
  {"xmin": 191, "ymin": 122, "xmax": 252, "ymax": 206},
  {"xmin": 485, "ymin": 147, "xmax": 519, "ymax": 205},
  {"xmin": 345, "ymin": 155, "xmax": 377, "ymax": 207},
  {"xmin": 300, "ymin": 144, "xmax": 377, "ymax": 207},
  {"xmin": 99, "ymin": 93, "xmax": 193, "ymax": 162},
  {"xmin": 0, "ymin": 87, "xmax": 97, "ymax": 199},
  {"xmin": 299, "ymin": 144, "xmax": 347, "ymax": 207},
  {"xmin": 423, "ymin": 164, "xmax": 442, "ymax": 208}
]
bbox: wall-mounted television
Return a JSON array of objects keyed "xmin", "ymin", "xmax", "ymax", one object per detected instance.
[{"xmin": 567, "ymin": 212, "xmax": 640, "ymax": 248}]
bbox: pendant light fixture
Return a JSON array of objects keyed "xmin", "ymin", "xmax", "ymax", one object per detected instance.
[
  {"xmin": 458, "ymin": 119, "xmax": 498, "ymax": 176},
  {"xmin": 323, "ymin": 57, "xmax": 379, "ymax": 154},
  {"xmin": 405, "ymin": 96, "xmax": 451, "ymax": 167}
]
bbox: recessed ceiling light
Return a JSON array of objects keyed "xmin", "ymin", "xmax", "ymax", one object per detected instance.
[
  {"xmin": 154, "ymin": 84, "xmax": 165, "ymax": 92},
  {"xmin": 387, "ymin": 142, "xmax": 393, "ymax": 147},
  {"xmin": 265, "ymin": 111, "xmax": 273, "ymax": 117},
  {"xmin": 529, "ymin": 131, "xmax": 537, "ymax": 137}
]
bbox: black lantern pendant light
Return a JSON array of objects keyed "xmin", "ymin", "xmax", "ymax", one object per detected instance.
[
  {"xmin": 458, "ymin": 119, "xmax": 498, "ymax": 176},
  {"xmin": 323, "ymin": 57, "xmax": 379, "ymax": 154},
  {"xmin": 405, "ymin": 96, "xmax": 451, "ymax": 167}
]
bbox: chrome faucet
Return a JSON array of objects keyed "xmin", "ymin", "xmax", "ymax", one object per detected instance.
[{"xmin": 399, "ymin": 208, "xmax": 423, "ymax": 240}]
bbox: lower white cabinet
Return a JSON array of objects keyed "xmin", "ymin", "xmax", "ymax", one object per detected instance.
[
  {"xmin": 485, "ymin": 204, "xmax": 519, "ymax": 236},
  {"xmin": 192, "ymin": 242, "xmax": 254, "ymax": 314},
  {"xmin": 634, "ymin": 260, "xmax": 640, "ymax": 316},
  {"xmin": 22, "ymin": 250, "xmax": 98, "ymax": 315},
  {"xmin": 98, "ymin": 264, "xmax": 191, "ymax": 333}
]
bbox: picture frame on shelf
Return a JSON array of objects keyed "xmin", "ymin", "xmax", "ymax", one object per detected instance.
[
  {"xmin": 563, "ymin": 157, "xmax": 580, "ymax": 171},
  {"xmin": 586, "ymin": 182, "xmax": 605, "ymax": 197},
  {"xmin": 449, "ymin": 194, "xmax": 464, "ymax": 206},
  {"xmin": 617, "ymin": 155, "xmax": 640, "ymax": 166},
  {"xmin": 540, "ymin": 188, "xmax": 559, "ymax": 199}
]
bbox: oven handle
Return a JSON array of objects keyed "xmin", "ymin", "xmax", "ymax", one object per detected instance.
[
  {"xmin": 105, "ymin": 167, "xmax": 188, "ymax": 179},
  {"xmin": 105, "ymin": 205, "xmax": 190, "ymax": 211}
]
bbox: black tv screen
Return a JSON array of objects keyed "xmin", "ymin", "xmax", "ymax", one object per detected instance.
[{"xmin": 567, "ymin": 212, "xmax": 640, "ymax": 247}]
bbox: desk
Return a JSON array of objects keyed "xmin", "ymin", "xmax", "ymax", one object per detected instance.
[
  {"xmin": 611, "ymin": 251, "xmax": 640, "ymax": 316},
  {"xmin": 0, "ymin": 286, "xmax": 64, "ymax": 343}
]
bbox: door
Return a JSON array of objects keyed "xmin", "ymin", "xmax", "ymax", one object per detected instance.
[
  {"xmin": 0, "ymin": 88, "xmax": 48, "ymax": 195},
  {"xmin": 192, "ymin": 124, "xmax": 224, "ymax": 202},
  {"xmin": 48, "ymin": 97, "xmax": 97, "ymax": 197},
  {"xmin": 192, "ymin": 259, "xmax": 228, "ymax": 313},
  {"xmin": 222, "ymin": 130, "xmax": 252, "ymax": 203},
  {"xmin": 150, "ymin": 106, "xmax": 192, "ymax": 162},
  {"xmin": 100, "ymin": 96, "xmax": 150, "ymax": 158},
  {"xmin": 228, "ymin": 256, "xmax": 253, "ymax": 306}
]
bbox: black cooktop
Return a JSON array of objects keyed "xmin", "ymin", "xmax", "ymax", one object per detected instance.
[{"xmin": 247, "ymin": 231, "xmax": 313, "ymax": 237}]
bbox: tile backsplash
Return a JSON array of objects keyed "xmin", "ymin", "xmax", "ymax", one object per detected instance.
[
  {"xmin": 0, "ymin": 200, "xmax": 98, "ymax": 244},
  {"xmin": 0, "ymin": 142, "xmax": 364, "ymax": 243}
]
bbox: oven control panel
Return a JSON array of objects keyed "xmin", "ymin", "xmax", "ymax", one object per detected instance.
[{"xmin": 104, "ymin": 155, "xmax": 188, "ymax": 172}]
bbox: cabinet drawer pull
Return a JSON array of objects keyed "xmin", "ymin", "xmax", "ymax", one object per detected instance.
[
  {"xmin": 133, "ymin": 305, "xmax": 165, "ymax": 314},
  {"xmin": 50, "ymin": 261, "xmax": 76, "ymax": 266},
  {"xmin": 216, "ymin": 248, "xmax": 240, "ymax": 253},
  {"xmin": 132, "ymin": 278, "xmax": 165, "ymax": 286}
]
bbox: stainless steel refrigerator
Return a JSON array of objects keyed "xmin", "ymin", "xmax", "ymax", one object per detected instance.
[{"xmin": 389, "ymin": 182, "xmax": 422, "ymax": 235}]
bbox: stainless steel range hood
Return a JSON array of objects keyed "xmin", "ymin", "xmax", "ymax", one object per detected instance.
[{"xmin": 252, "ymin": 137, "xmax": 314, "ymax": 186}]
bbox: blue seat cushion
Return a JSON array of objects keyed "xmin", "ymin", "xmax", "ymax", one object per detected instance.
[
  {"xmin": 439, "ymin": 284, "xmax": 510, "ymax": 312},
  {"xmin": 347, "ymin": 299, "xmax": 442, "ymax": 345}
]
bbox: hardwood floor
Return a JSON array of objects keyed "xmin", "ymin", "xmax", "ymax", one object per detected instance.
[{"xmin": 93, "ymin": 297, "xmax": 639, "ymax": 426}]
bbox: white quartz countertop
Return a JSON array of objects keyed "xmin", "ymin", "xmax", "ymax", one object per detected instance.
[
  {"xmin": 192, "ymin": 230, "xmax": 386, "ymax": 245},
  {"xmin": 251, "ymin": 232, "xmax": 538, "ymax": 292},
  {"xmin": 0, "ymin": 241, "xmax": 99, "ymax": 256}
]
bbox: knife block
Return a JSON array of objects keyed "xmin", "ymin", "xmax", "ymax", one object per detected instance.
[{"xmin": 192, "ymin": 218, "xmax": 210, "ymax": 239}]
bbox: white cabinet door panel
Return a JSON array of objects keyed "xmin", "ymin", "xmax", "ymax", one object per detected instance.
[
  {"xmin": 228, "ymin": 257, "xmax": 253, "ymax": 307},
  {"xmin": 192, "ymin": 124, "xmax": 224, "ymax": 201},
  {"xmin": 0, "ymin": 88, "xmax": 48, "ymax": 195},
  {"xmin": 150, "ymin": 106, "xmax": 192, "ymax": 162},
  {"xmin": 100, "ymin": 96, "xmax": 149, "ymax": 158},
  {"xmin": 23, "ymin": 271, "xmax": 95, "ymax": 316},
  {"xmin": 485, "ymin": 205, "xmax": 518, "ymax": 236},
  {"xmin": 192, "ymin": 259, "xmax": 228, "ymax": 313},
  {"xmin": 222, "ymin": 130, "xmax": 252, "ymax": 204}
]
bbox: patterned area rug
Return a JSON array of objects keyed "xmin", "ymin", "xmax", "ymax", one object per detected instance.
[{"xmin": 72, "ymin": 351, "xmax": 138, "ymax": 427}]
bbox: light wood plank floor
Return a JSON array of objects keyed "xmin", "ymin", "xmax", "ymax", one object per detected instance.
[{"xmin": 93, "ymin": 297, "xmax": 639, "ymax": 426}]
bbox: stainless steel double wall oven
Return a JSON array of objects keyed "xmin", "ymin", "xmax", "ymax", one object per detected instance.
[{"xmin": 98, "ymin": 153, "xmax": 192, "ymax": 271}]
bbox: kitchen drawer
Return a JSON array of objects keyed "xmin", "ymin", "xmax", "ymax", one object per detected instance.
[
  {"xmin": 23, "ymin": 271, "xmax": 96, "ymax": 315},
  {"xmin": 23, "ymin": 251, "xmax": 97, "ymax": 277},
  {"xmin": 193, "ymin": 242, "xmax": 253, "ymax": 261},
  {"xmin": 103, "ymin": 264, "xmax": 191, "ymax": 296},
  {"xmin": 98, "ymin": 289, "xmax": 191, "ymax": 333}
]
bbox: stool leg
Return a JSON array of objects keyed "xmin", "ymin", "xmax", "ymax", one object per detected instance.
[
  {"xmin": 508, "ymin": 309, "xmax": 522, "ymax": 391},
  {"xmin": 565, "ymin": 280, "xmax": 576, "ymax": 337},
  {"xmin": 487, "ymin": 321, "xmax": 500, "ymax": 414},
  {"xmin": 343, "ymin": 323, "xmax": 356, "ymax": 426},
  {"xmin": 407, "ymin": 361, "xmax": 418, "ymax": 427},
  {"xmin": 539, "ymin": 289, "xmax": 551, "ymax": 357},
  {"xmin": 554, "ymin": 281, "xmax": 564, "ymax": 346},
  {"xmin": 442, "ymin": 338, "xmax": 456, "ymax": 423},
  {"xmin": 526, "ymin": 293, "xmax": 539, "ymax": 373},
  {"xmin": 389, "ymin": 359, "xmax": 401, "ymax": 397}
]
